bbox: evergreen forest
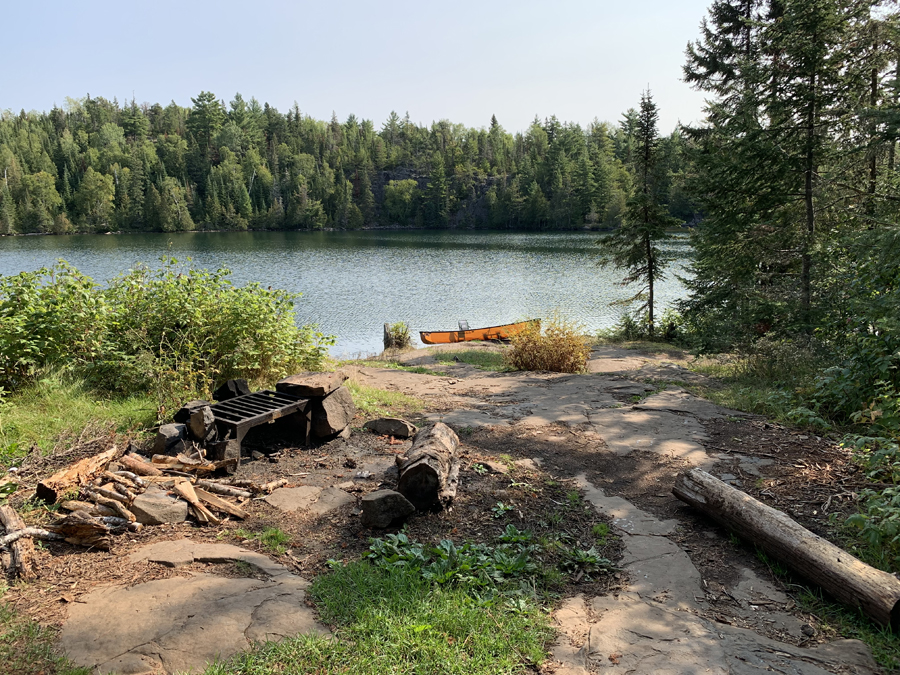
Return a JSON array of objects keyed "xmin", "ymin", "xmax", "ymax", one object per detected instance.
[{"xmin": 0, "ymin": 93, "xmax": 695, "ymax": 235}]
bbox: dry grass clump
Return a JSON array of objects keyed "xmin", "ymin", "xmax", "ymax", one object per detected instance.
[{"xmin": 504, "ymin": 316, "xmax": 591, "ymax": 373}]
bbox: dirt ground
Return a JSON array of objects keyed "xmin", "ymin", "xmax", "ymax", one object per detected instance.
[{"xmin": 0, "ymin": 343, "xmax": 885, "ymax": 673}]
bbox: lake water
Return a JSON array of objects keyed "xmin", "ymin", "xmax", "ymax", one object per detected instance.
[{"xmin": 0, "ymin": 230, "xmax": 691, "ymax": 356}]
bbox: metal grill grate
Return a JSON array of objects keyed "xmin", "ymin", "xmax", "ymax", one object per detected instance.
[{"xmin": 209, "ymin": 390, "xmax": 308, "ymax": 440}]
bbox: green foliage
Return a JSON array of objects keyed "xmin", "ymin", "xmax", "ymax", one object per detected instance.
[
  {"xmin": 345, "ymin": 379, "xmax": 423, "ymax": 417},
  {"xmin": 0, "ymin": 259, "xmax": 333, "ymax": 419},
  {"xmin": 232, "ymin": 527, "xmax": 292, "ymax": 554},
  {"xmin": 504, "ymin": 316, "xmax": 591, "ymax": 373},
  {"xmin": 0, "ymin": 601, "xmax": 91, "ymax": 675},
  {"xmin": 433, "ymin": 349, "xmax": 508, "ymax": 371},
  {"xmin": 383, "ymin": 321, "xmax": 412, "ymax": 350}
]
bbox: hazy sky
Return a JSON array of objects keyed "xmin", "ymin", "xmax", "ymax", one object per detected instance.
[{"xmin": 2, "ymin": 0, "xmax": 712, "ymax": 134}]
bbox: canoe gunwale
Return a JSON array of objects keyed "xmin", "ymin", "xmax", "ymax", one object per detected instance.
[{"xmin": 418, "ymin": 319, "xmax": 540, "ymax": 345}]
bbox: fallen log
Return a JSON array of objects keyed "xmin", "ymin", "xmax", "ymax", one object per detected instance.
[
  {"xmin": 36, "ymin": 445, "xmax": 123, "ymax": 503},
  {"xmin": 173, "ymin": 479, "xmax": 220, "ymax": 525},
  {"xmin": 119, "ymin": 454, "xmax": 162, "ymax": 477},
  {"xmin": 0, "ymin": 505, "xmax": 37, "ymax": 579},
  {"xmin": 261, "ymin": 478, "xmax": 288, "ymax": 493},
  {"xmin": 673, "ymin": 468, "xmax": 900, "ymax": 629},
  {"xmin": 397, "ymin": 422, "xmax": 460, "ymax": 510},
  {"xmin": 0, "ymin": 527, "xmax": 63, "ymax": 548},
  {"xmin": 194, "ymin": 488, "xmax": 248, "ymax": 519},
  {"xmin": 46, "ymin": 511, "xmax": 111, "ymax": 550}
]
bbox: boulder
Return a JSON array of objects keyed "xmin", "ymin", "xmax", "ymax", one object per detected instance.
[
  {"xmin": 311, "ymin": 386, "xmax": 356, "ymax": 439},
  {"xmin": 276, "ymin": 371, "xmax": 348, "ymax": 398},
  {"xmin": 188, "ymin": 405, "xmax": 217, "ymax": 444},
  {"xmin": 363, "ymin": 418, "xmax": 418, "ymax": 439},
  {"xmin": 361, "ymin": 490, "xmax": 416, "ymax": 528},
  {"xmin": 173, "ymin": 400, "xmax": 213, "ymax": 424},
  {"xmin": 153, "ymin": 424, "xmax": 188, "ymax": 456},
  {"xmin": 213, "ymin": 379, "xmax": 251, "ymax": 402},
  {"xmin": 130, "ymin": 490, "xmax": 189, "ymax": 525}
]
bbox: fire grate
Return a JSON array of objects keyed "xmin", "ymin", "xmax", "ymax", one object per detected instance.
[{"xmin": 209, "ymin": 390, "xmax": 309, "ymax": 443}]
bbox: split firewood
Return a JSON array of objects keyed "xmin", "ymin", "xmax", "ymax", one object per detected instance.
[
  {"xmin": 59, "ymin": 500, "xmax": 117, "ymax": 518},
  {"xmin": 189, "ymin": 504, "xmax": 210, "ymax": 524},
  {"xmin": 195, "ymin": 480, "xmax": 251, "ymax": 499},
  {"xmin": 111, "ymin": 482, "xmax": 138, "ymax": 502},
  {"xmin": 261, "ymin": 479, "xmax": 288, "ymax": 493},
  {"xmin": 194, "ymin": 488, "xmax": 249, "ymax": 519},
  {"xmin": 83, "ymin": 488, "xmax": 136, "ymax": 522},
  {"xmin": 173, "ymin": 479, "xmax": 220, "ymax": 525},
  {"xmin": 673, "ymin": 468, "xmax": 900, "ymax": 629},
  {"xmin": 119, "ymin": 454, "xmax": 162, "ymax": 476},
  {"xmin": 397, "ymin": 422, "xmax": 460, "ymax": 510},
  {"xmin": 103, "ymin": 471, "xmax": 144, "ymax": 492},
  {"xmin": 36, "ymin": 445, "xmax": 123, "ymax": 503},
  {"xmin": 0, "ymin": 527, "xmax": 64, "ymax": 548},
  {"xmin": 0, "ymin": 505, "xmax": 37, "ymax": 579},
  {"xmin": 46, "ymin": 511, "xmax": 111, "ymax": 550}
]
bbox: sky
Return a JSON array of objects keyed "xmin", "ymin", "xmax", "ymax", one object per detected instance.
[{"xmin": 1, "ymin": 0, "xmax": 713, "ymax": 134}]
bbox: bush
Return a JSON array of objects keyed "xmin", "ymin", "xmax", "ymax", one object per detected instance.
[
  {"xmin": 504, "ymin": 316, "xmax": 590, "ymax": 373},
  {"xmin": 0, "ymin": 259, "xmax": 334, "ymax": 418},
  {"xmin": 383, "ymin": 321, "xmax": 412, "ymax": 350}
]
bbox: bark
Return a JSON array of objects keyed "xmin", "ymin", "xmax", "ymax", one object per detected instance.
[
  {"xmin": 0, "ymin": 505, "xmax": 37, "ymax": 579},
  {"xmin": 46, "ymin": 511, "xmax": 111, "ymax": 551},
  {"xmin": 36, "ymin": 445, "xmax": 123, "ymax": 503},
  {"xmin": 83, "ymin": 488, "xmax": 136, "ymax": 522},
  {"xmin": 60, "ymin": 500, "xmax": 117, "ymax": 518},
  {"xmin": 397, "ymin": 422, "xmax": 460, "ymax": 510},
  {"xmin": 195, "ymin": 480, "xmax": 252, "ymax": 499},
  {"xmin": 0, "ymin": 527, "xmax": 62, "ymax": 549},
  {"xmin": 673, "ymin": 468, "xmax": 900, "ymax": 629},
  {"xmin": 119, "ymin": 454, "xmax": 163, "ymax": 476}
]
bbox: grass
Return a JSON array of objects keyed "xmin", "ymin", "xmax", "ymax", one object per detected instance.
[
  {"xmin": 232, "ymin": 527, "xmax": 292, "ymax": 554},
  {"xmin": 432, "ymin": 349, "xmax": 509, "ymax": 372},
  {"xmin": 0, "ymin": 600, "xmax": 90, "ymax": 675},
  {"xmin": 343, "ymin": 359, "xmax": 447, "ymax": 377},
  {"xmin": 204, "ymin": 556, "xmax": 552, "ymax": 675},
  {"xmin": 346, "ymin": 380, "xmax": 424, "ymax": 417},
  {"xmin": 0, "ymin": 371, "xmax": 156, "ymax": 467}
]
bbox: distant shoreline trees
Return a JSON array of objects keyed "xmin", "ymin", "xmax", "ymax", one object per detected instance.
[{"xmin": 0, "ymin": 95, "xmax": 695, "ymax": 236}]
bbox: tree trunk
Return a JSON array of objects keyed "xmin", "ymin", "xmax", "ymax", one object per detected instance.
[
  {"xmin": 673, "ymin": 468, "xmax": 900, "ymax": 629},
  {"xmin": 0, "ymin": 505, "xmax": 37, "ymax": 579},
  {"xmin": 36, "ymin": 445, "xmax": 123, "ymax": 503},
  {"xmin": 397, "ymin": 422, "xmax": 460, "ymax": 510}
]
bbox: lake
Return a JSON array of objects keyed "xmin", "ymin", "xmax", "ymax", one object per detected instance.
[{"xmin": 0, "ymin": 230, "xmax": 691, "ymax": 356}]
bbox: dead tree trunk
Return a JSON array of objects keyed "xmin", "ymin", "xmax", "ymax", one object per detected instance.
[
  {"xmin": 397, "ymin": 422, "xmax": 460, "ymax": 510},
  {"xmin": 0, "ymin": 505, "xmax": 37, "ymax": 579},
  {"xmin": 673, "ymin": 468, "xmax": 900, "ymax": 629},
  {"xmin": 36, "ymin": 445, "xmax": 123, "ymax": 503}
]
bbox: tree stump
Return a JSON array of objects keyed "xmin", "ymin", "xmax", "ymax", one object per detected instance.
[
  {"xmin": 0, "ymin": 505, "xmax": 37, "ymax": 579},
  {"xmin": 673, "ymin": 467, "xmax": 900, "ymax": 629},
  {"xmin": 397, "ymin": 422, "xmax": 460, "ymax": 510}
]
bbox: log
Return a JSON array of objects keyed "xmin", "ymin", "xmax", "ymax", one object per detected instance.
[
  {"xmin": 60, "ymin": 500, "xmax": 118, "ymax": 518},
  {"xmin": 261, "ymin": 478, "xmax": 288, "ymax": 493},
  {"xmin": 195, "ymin": 480, "xmax": 252, "ymax": 499},
  {"xmin": 83, "ymin": 488, "xmax": 136, "ymax": 522},
  {"xmin": 194, "ymin": 488, "xmax": 249, "ymax": 519},
  {"xmin": 103, "ymin": 471, "xmax": 144, "ymax": 492},
  {"xmin": 673, "ymin": 468, "xmax": 900, "ymax": 629},
  {"xmin": 46, "ymin": 511, "xmax": 111, "ymax": 550},
  {"xmin": 173, "ymin": 479, "xmax": 220, "ymax": 525},
  {"xmin": 119, "ymin": 454, "xmax": 162, "ymax": 476},
  {"xmin": 0, "ymin": 527, "xmax": 63, "ymax": 548},
  {"xmin": 0, "ymin": 505, "xmax": 37, "ymax": 579},
  {"xmin": 36, "ymin": 445, "xmax": 123, "ymax": 503},
  {"xmin": 397, "ymin": 422, "xmax": 460, "ymax": 510}
]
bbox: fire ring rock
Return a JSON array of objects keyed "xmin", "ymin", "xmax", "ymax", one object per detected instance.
[
  {"xmin": 361, "ymin": 490, "xmax": 416, "ymax": 528},
  {"xmin": 311, "ymin": 386, "xmax": 356, "ymax": 439}
]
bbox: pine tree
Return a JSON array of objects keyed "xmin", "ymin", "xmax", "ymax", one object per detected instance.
[{"xmin": 598, "ymin": 91, "xmax": 678, "ymax": 336}]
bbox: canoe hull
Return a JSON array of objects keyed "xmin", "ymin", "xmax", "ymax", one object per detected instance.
[{"xmin": 419, "ymin": 319, "xmax": 540, "ymax": 345}]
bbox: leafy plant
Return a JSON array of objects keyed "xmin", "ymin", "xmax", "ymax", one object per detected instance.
[
  {"xmin": 492, "ymin": 502, "xmax": 514, "ymax": 518},
  {"xmin": 504, "ymin": 315, "xmax": 591, "ymax": 373},
  {"xmin": 383, "ymin": 321, "xmax": 412, "ymax": 350}
]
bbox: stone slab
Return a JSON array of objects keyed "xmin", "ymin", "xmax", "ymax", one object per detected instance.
[
  {"xmin": 634, "ymin": 386, "xmax": 747, "ymax": 421},
  {"xmin": 265, "ymin": 486, "xmax": 355, "ymax": 515}
]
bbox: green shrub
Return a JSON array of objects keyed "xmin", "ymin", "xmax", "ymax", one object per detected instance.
[
  {"xmin": 383, "ymin": 321, "xmax": 412, "ymax": 350},
  {"xmin": 0, "ymin": 259, "xmax": 334, "ymax": 419},
  {"xmin": 504, "ymin": 316, "xmax": 590, "ymax": 373}
]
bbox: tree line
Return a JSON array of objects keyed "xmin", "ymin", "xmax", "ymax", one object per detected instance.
[{"xmin": 0, "ymin": 93, "xmax": 695, "ymax": 235}]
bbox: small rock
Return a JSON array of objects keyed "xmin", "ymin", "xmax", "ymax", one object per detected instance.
[
  {"xmin": 251, "ymin": 451, "xmax": 265, "ymax": 461},
  {"xmin": 173, "ymin": 400, "xmax": 213, "ymax": 424},
  {"xmin": 188, "ymin": 405, "xmax": 217, "ymax": 444},
  {"xmin": 213, "ymin": 379, "xmax": 251, "ymax": 402},
  {"xmin": 360, "ymin": 490, "xmax": 416, "ymax": 528},
  {"xmin": 153, "ymin": 424, "xmax": 188, "ymax": 455},
  {"xmin": 311, "ymin": 386, "xmax": 356, "ymax": 439},
  {"xmin": 481, "ymin": 460, "xmax": 509, "ymax": 474},
  {"xmin": 363, "ymin": 418, "xmax": 418, "ymax": 439},
  {"xmin": 354, "ymin": 471, "xmax": 373, "ymax": 480},
  {"xmin": 276, "ymin": 371, "xmax": 349, "ymax": 398},
  {"xmin": 130, "ymin": 490, "xmax": 189, "ymax": 525}
]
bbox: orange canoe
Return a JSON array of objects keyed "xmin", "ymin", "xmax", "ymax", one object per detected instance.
[{"xmin": 419, "ymin": 319, "xmax": 540, "ymax": 345}]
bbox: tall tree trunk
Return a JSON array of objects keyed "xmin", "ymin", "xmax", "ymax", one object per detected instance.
[
  {"xmin": 801, "ymin": 71, "xmax": 818, "ymax": 324},
  {"xmin": 646, "ymin": 234, "xmax": 655, "ymax": 337}
]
